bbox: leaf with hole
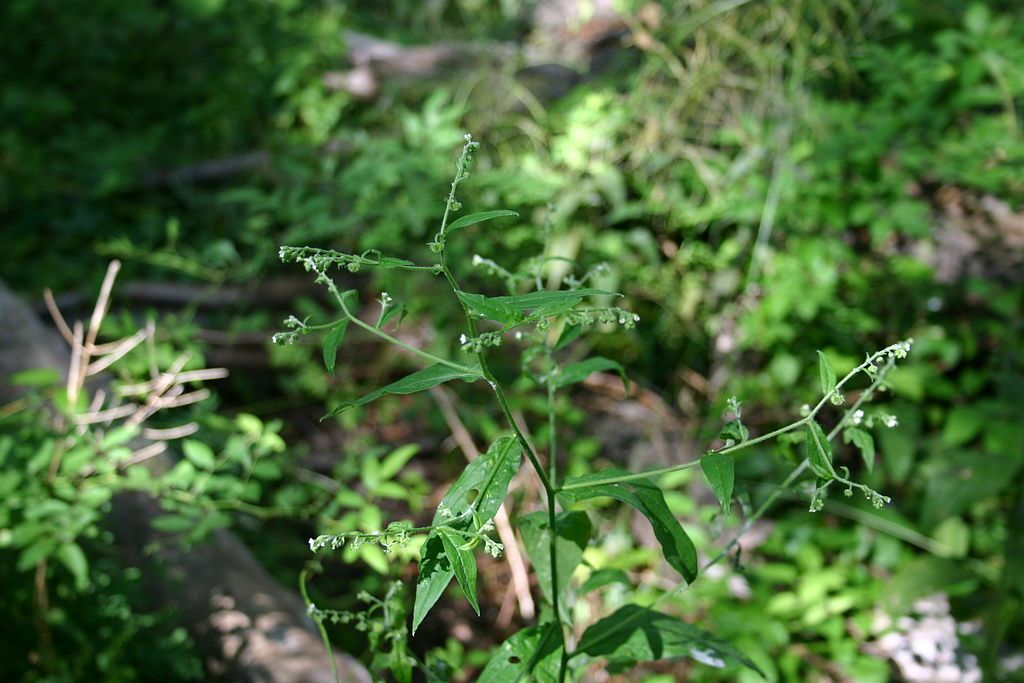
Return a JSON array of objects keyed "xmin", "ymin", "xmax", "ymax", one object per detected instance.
[
  {"xmin": 446, "ymin": 209, "xmax": 519, "ymax": 234},
  {"xmin": 325, "ymin": 363, "xmax": 481, "ymax": 418},
  {"xmin": 806, "ymin": 421, "xmax": 836, "ymax": 480},
  {"xmin": 817, "ymin": 350, "xmax": 837, "ymax": 396},
  {"xmin": 439, "ymin": 529, "xmax": 479, "ymax": 615},
  {"xmin": 412, "ymin": 436, "xmax": 521, "ymax": 633},
  {"xmin": 518, "ymin": 511, "xmax": 591, "ymax": 613},
  {"xmin": 559, "ymin": 470, "xmax": 697, "ymax": 582},
  {"xmin": 700, "ymin": 453, "xmax": 734, "ymax": 515},
  {"xmin": 477, "ymin": 623, "xmax": 563, "ymax": 683},
  {"xmin": 843, "ymin": 427, "xmax": 875, "ymax": 472},
  {"xmin": 574, "ymin": 605, "xmax": 761, "ymax": 673},
  {"xmin": 555, "ymin": 357, "xmax": 628, "ymax": 393}
]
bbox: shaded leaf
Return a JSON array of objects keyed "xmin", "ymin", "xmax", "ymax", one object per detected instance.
[
  {"xmin": 559, "ymin": 470, "xmax": 697, "ymax": 582},
  {"xmin": 817, "ymin": 350, "xmax": 837, "ymax": 396},
  {"xmin": 555, "ymin": 357, "xmax": 628, "ymax": 393},
  {"xmin": 575, "ymin": 605, "xmax": 761, "ymax": 673},
  {"xmin": 323, "ymin": 319, "xmax": 349, "ymax": 375},
  {"xmin": 457, "ymin": 291, "xmax": 524, "ymax": 326},
  {"xmin": 446, "ymin": 209, "xmax": 519, "ymax": 233},
  {"xmin": 57, "ymin": 542, "xmax": 89, "ymax": 591},
  {"xmin": 439, "ymin": 530, "xmax": 479, "ymax": 615},
  {"xmin": 477, "ymin": 623, "xmax": 563, "ymax": 683},
  {"xmin": 518, "ymin": 511, "xmax": 591, "ymax": 611},
  {"xmin": 580, "ymin": 568, "xmax": 632, "ymax": 594},
  {"xmin": 700, "ymin": 453, "xmax": 734, "ymax": 515},
  {"xmin": 326, "ymin": 363, "xmax": 480, "ymax": 418},
  {"xmin": 377, "ymin": 302, "xmax": 406, "ymax": 329},
  {"xmin": 490, "ymin": 288, "xmax": 615, "ymax": 312},
  {"xmin": 843, "ymin": 427, "xmax": 875, "ymax": 472},
  {"xmin": 805, "ymin": 421, "xmax": 836, "ymax": 480},
  {"xmin": 554, "ymin": 324, "xmax": 582, "ymax": 351},
  {"xmin": 413, "ymin": 436, "xmax": 521, "ymax": 633},
  {"xmin": 182, "ymin": 440, "xmax": 215, "ymax": 470},
  {"xmin": 718, "ymin": 420, "xmax": 748, "ymax": 445}
]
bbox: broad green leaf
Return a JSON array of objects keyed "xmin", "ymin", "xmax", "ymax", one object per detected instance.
[
  {"xmin": 717, "ymin": 420, "xmax": 748, "ymax": 445},
  {"xmin": 457, "ymin": 291, "xmax": 524, "ymax": 326},
  {"xmin": 379, "ymin": 444, "xmax": 419, "ymax": 480},
  {"xmin": 326, "ymin": 363, "xmax": 480, "ymax": 417},
  {"xmin": 57, "ymin": 542, "xmax": 89, "ymax": 591},
  {"xmin": 439, "ymin": 530, "xmax": 479, "ymax": 615},
  {"xmin": 700, "ymin": 453, "xmax": 734, "ymax": 515},
  {"xmin": 446, "ymin": 209, "xmax": 519, "ymax": 233},
  {"xmin": 182, "ymin": 440, "xmax": 216, "ymax": 470},
  {"xmin": 555, "ymin": 357, "xmax": 628, "ymax": 393},
  {"xmin": 580, "ymin": 568, "xmax": 632, "ymax": 594},
  {"xmin": 518, "ymin": 511, "xmax": 591, "ymax": 611},
  {"xmin": 574, "ymin": 605, "xmax": 760, "ymax": 673},
  {"xmin": 9, "ymin": 367, "xmax": 61, "ymax": 387},
  {"xmin": 559, "ymin": 470, "xmax": 697, "ymax": 582},
  {"xmin": 322, "ymin": 319, "xmax": 349, "ymax": 375},
  {"xmin": 413, "ymin": 436, "xmax": 521, "ymax": 633},
  {"xmin": 817, "ymin": 350, "xmax": 837, "ymax": 396},
  {"xmin": 843, "ymin": 427, "xmax": 875, "ymax": 472},
  {"xmin": 805, "ymin": 421, "xmax": 836, "ymax": 480},
  {"xmin": 477, "ymin": 623, "xmax": 563, "ymax": 683}
]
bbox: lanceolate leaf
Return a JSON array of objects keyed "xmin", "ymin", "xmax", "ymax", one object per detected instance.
[
  {"xmin": 457, "ymin": 291, "xmax": 524, "ymax": 326},
  {"xmin": 574, "ymin": 605, "xmax": 761, "ymax": 673},
  {"xmin": 844, "ymin": 427, "xmax": 876, "ymax": 472},
  {"xmin": 439, "ymin": 530, "xmax": 479, "ymax": 615},
  {"xmin": 518, "ymin": 511, "xmax": 591, "ymax": 610},
  {"xmin": 446, "ymin": 209, "xmax": 519, "ymax": 234},
  {"xmin": 700, "ymin": 453, "xmax": 734, "ymax": 515},
  {"xmin": 555, "ymin": 357, "xmax": 629, "ymax": 393},
  {"xmin": 806, "ymin": 420, "xmax": 837, "ymax": 480},
  {"xmin": 322, "ymin": 319, "xmax": 349, "ymax": 374},
  {"xmin": 579, "ymin": 568, "xmax": 632, "ymax": 594},
  {"xmin": 477, "ymin": 623, "xmax": 563, "ymax": 683},
  {"xmin": 412, "ymin": 436, "xmax": 522, "ymax": 633},
  {"xmin": 325, "ymin": 363, "xmax": 480, "ymax": 418},
  {"xmin": 817, "ymin": 350, "xmax": 837, "ymax": 396},
  {"xmin": 559, "ymin": 470, "xmax": 697, "ymax": 582},
  {"xmin": 489, "ymin": 288, "xmax": 616, "ymax": 312}
]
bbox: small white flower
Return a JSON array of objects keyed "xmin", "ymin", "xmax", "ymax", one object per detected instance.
[
  {"xmin": 852, "ymin": 409, "xmax": 864, "ymax": 425},
  {"xmin": 882, "ymin": 414, "xmax": 899, "ymax": 428},
  {"xmin": 459, "ymin": 334, "xmax": 468, "ymax": 345}
]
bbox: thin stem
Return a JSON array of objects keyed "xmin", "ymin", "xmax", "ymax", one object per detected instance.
[{"xmin": 299, "ymin": 567, "xmax": 341, "ymax": 683}]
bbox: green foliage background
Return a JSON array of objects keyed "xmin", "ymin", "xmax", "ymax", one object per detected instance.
[{"xmin": 2, "ymin": 0, "xmax": 1022, "ymax": 681}]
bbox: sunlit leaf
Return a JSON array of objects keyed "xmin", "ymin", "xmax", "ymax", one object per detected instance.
[
  {"xmin": 182, "ymin": 439, "xmax": 216, "ymax": 470},
  {"xmin": 700, "ymin": 453, "xmax": 734, "ymax": 515},
  {"xmin": 559, "ymin": 470, "xmax": 697, "ymax": 582},
  {"xmin": 575, "ymin": 605, "xmax": 761, "ymax": 673},
  {"xmin": 325, "ymin": 363, "xmax": 481, "ymax": 417},
  {"xmin": 413, "ymin": 436, "xmax": 521, "ymax": 633},
  {"xmin": 439, "ymin": 530, "xmax": 479, "ymax": 615},
  {"xmin": 446, "ymin": 209, "xmax": 519, "ymax": 233},
  {"xmin": 817, "ymin": 350, "xmax": 837, "ymax": 396},
  {"xmin": 477, "ymin": 623, "xmax": 563, "ymax": 683}
]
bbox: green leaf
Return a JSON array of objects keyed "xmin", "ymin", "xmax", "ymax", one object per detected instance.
[
  {"xmin": 182, "ymin": 440, "xmax": 216, "ymax": 470},
  {"xmin": 326, "ymin": 363, "xmax": 480, "ymax": 417},
  {"xmin": 843, "ymin": 427, "xmax": 876, "ymax": 472},
  {"xmin": 700, "ymin": 453, "xmax": 734, "ymax": 515},
  {"xmin": 805, "ymin": 421, "xmax": 836, "ymax": 480},
  {"xmin": 445, "ymin": 209, "xmax": 519, "ymax": 233},
  {"xmin": 717, "ymin": 420, "xmax": 748, "ymax": 445},
  {"xmin": 817, "ymin": 350, "xmax": 837, "ymax": 396},
  {"xmin": 554, "ymin": 324, "xmax": 582, "ymax": 351},
  {"xmin": 490, "ymin": 288, "xmax": 616, "ymax": 312},
  {"xmin": 555, "ymin": 357, "xmax": 628, "ymax": 393},
  {"xmin": 559, "ymin": 470, "xmax": 697, "ymax": 583},
  {"xmin": 518, "ymin": 511, "xmax": 591, "ymax": 611},
  {"xmin": 377, "ymin": 302, "xmax": 406, "ymax": 329},
  {"xmin": 57, "ymin": 542, "xmax": 89, "ymax": 591},
  {"xmin": 439, "ymin": 530, "xmax": 479, "ymax": 615},
  {"xmin": 322, "ymin": 319, "xmax": 349, "ymax": 375},
  {"xmin": 457, "ymin": 291, "xmax": 524, "ymax": 326},
  {"xmin": 575, "ymin": 605, "xmax": 761, "ymax": 672},
  {"xmin": 477, "ymin": 623, "xmax": 563, "ymax": 683},
  {"xmin": 580, "ymin": 568, "xmax": 632, "ymax": 594},
  {"xmin": 413, "ymin": 436, "xmax": 521, "ymax": 633},
  {"xmin": 379, "ymin": 444, "xmax": 419, "ymax": 480},
  {"xmin": 9, "ymin": 367, "xmax": 61, "ymax": 388}
]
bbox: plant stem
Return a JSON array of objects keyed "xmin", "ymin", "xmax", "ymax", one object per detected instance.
[{"xmin": 299, "ymin": 566, "xmax": 341, "ymax": 683}]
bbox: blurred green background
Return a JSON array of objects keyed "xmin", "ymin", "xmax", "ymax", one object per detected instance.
[{"xmin": 1, "ymin": 0, "xmax": 1022, "ymax": 681}]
